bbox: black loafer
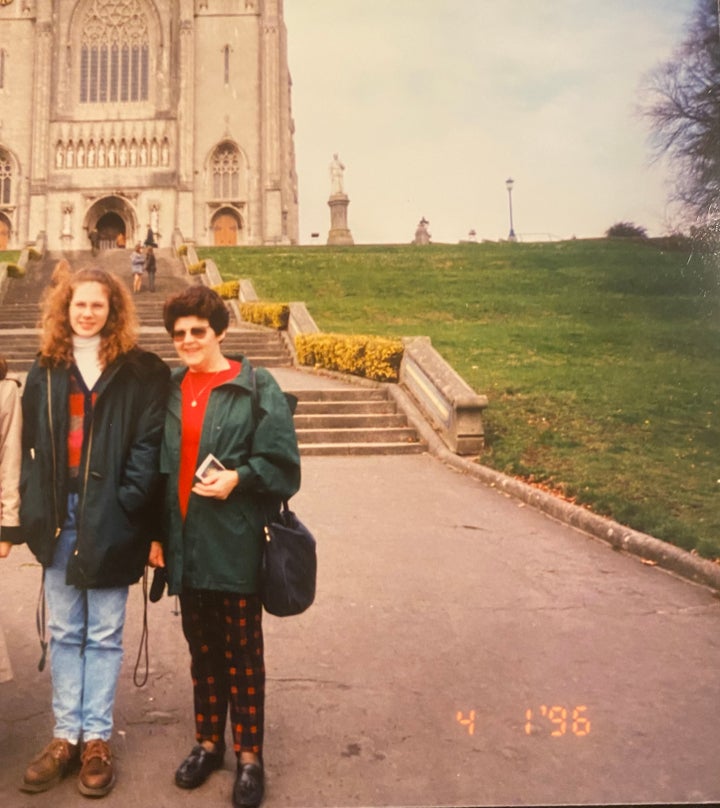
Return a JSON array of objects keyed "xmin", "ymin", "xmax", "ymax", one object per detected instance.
[
  {"xmin": 233, "ymin": 760, "xmax": 264, "ymax": 808},
  {"xmin": 175, "ymin": 744, "xmax": 225, "ymax": 789}
]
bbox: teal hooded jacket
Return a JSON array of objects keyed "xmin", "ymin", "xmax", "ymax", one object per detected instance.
[{"xmin": 160, "ymin": 358, "xmax": 300, "ymax": 596}]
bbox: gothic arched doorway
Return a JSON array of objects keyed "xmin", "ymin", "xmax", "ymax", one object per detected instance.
[
  {"xmin": 85, "ymin": 196, "xmax": 135, "ymax": 249},
  {"xmin": 0, "ymin": 214, "xmax": 10, "ymax": 250},
  {"xmin": 212, "ymin": 209, "xmax": 242, "ymax": 246},
  {"xmin": 96, "ymin": 212, "xmax": 126, "ymax": 248}
]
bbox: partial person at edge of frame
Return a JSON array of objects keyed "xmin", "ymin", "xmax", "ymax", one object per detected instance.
[{"xmin": 0, "ymin": 353, "xmax": 22, "ymax": 684}]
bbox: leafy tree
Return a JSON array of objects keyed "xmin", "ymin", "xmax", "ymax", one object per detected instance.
[
  {"xmin": 605, "ymin": 222, "xmax": 648, "ymax": 239},
  {"xmin": 642, "ymin": 0, "xmax": 720, "ymax": 230}
]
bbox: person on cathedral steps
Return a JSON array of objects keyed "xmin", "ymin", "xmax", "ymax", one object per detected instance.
[
  {"xmin": 144, "ymin": 245, "xmax": 157, "ymax": 292},
  {"xmin": 130, "ymin": 242, "xmax": 145, "ymax": 293},
  {"xmin": 148, "ymin": 285, "xmax": 300, "ymax": 808},
  {"xmin": 18, "ymin": 266, "xmax": 169, "ymax": 798}
]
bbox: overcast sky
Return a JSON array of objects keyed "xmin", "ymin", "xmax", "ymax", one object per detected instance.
[{"xmin": 284, "ymin": 0, "xmax": 697, "ymax": 245}]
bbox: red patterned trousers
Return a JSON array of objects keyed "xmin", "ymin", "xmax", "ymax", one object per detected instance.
[{"xmin": 180, "ymin": 590, "xmax": 265, "ymax": 755}]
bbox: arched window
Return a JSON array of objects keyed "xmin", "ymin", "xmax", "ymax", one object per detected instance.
[
  {"xmin": 79, "ymin": 0, "xmax": 150, "ymax": 104},
  {"xmin": 0, "ymin": 149, "xmax": 12, "ymax": 205},
  {"xmin": 211, "ymin": 143, "xmax": 241, "ymax": 199}
]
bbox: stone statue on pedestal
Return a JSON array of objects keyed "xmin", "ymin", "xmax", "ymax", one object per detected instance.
[
  {"xmin": 327, "ymin": 153, "xmax": 353, "ymax": 245},
  {"xmin": 329, "ymin": 153, "xmax": 345, "ymax": 196}
]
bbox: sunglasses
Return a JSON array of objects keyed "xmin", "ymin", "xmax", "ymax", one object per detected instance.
[{"xmin": 171, "ymin": 326, "xmax": 210, "ymax": 342}]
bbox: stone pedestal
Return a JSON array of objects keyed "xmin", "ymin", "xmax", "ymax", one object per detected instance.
[{"xmin": 327, "ymin": 194, "xmax": 354, "ymax": 245}]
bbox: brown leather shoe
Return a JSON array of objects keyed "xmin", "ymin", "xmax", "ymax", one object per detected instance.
[
  {"xmin": 78, "ymin": 739, "xmax": 115, "ymax": 797},
  {"xmin": 21, "ymin": 738, "xmax": 79, "ymax": 793}
]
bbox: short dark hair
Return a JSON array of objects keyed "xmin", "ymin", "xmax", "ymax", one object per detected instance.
[{"xmin": 163, "ymin": 285, "xmax": 230, "ymax": 335}]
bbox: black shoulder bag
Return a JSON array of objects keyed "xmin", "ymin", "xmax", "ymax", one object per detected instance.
[{"xmin": 250, "ymin": 368, "xmax": 317, "ymax": 617}]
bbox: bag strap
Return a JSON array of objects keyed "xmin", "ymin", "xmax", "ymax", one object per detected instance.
[
  {"xmin": 132, "ymin": 567, "xmax": 150, "ymax": 687},
  {"xmin": 249, "ymin": 368, "xmax": 290, "ymax": 517},
  {"xmin": 250, "ymin": 366, "xmax": 260, "ymax": 426}
]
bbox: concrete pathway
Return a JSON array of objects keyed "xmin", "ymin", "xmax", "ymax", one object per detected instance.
[{"xmin": 1, "ymin": 452, "xmax": 719, "ymax": 807}]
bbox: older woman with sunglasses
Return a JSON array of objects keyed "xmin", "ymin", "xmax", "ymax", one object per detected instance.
[{"xmin": 149, "ymin": 285, "xmax": 300, "ymax": 808}]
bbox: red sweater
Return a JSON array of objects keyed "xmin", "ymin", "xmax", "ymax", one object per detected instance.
[{"xmin": 178, "ymin": 360, "xmax": 241, "ymax": 519}]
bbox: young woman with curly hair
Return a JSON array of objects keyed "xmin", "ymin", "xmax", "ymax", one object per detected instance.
[{"xmin": 18, "ymin": 266, "xmax": 170, "ymax": 798}]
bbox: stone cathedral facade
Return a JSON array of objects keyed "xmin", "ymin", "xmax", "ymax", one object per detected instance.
[{"xmin": 0, "ymin": 0, "xmax": 299, "ymax": 251}]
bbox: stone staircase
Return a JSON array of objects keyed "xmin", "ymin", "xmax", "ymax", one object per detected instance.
[
  {"xmin": 0, "ymin": 249, "xmax": 426, "ymax": 455},
  {"xmin": 293, "ymin": 387, "xmax": 423, "ymax": 455}
]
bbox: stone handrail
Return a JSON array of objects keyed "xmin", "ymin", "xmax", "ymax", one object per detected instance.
[
  {"xmin": 400, "ymin": 336, "xmax": 487, "ymax": 454},
  {"xmin": 0, "ymin": 232, "xmax": 46, "ymax": 302}
]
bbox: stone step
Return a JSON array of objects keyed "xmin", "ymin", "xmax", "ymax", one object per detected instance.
[
  {"xmin": 293, "ymin": 413, "xmax": 408, "ymax": 429},
  {"xmin": 296, "ymin": 426, "xmax": 421, "ymax": 444},
  {"xmin": 159, "ymin": 355, "xmax": 292, "ymax": 370},
  {"xmin": 293, "ymin": 388, "xmax": 388, "ymax": 402},
  {"xmin": 299, "ymin": 441, "xmax": 425, "ymax": 456},
  {"xmin": 295, "ymin": 400, "xmax": 397, "ymax": 415}
]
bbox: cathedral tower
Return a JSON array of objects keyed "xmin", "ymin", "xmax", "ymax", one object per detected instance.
[{"xmin": 0, "ymin": 0, "xmax": 298, "ymax": 250}]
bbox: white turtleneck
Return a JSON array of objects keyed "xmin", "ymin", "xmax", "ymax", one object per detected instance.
[{"xmin": 72, "ymin": 334, "xmax": 103, "ymax": 390}]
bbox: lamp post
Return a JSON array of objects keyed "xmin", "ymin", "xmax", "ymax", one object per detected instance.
[{"xmin": 505, "ymin": 177, "xmax": 516, "ymax": 241}]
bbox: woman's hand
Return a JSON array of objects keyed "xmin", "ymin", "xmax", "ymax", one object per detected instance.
[
  {"xmin": 191, "ymin": 469, "xmax": 239, "ymax": 501},
  {"xmin": 0, "ymin": 541, "xmax": 12, "ymax": 559},
  {"xmin": 148, "ymin": 541, "xmax": 165, "ymax": 568}
]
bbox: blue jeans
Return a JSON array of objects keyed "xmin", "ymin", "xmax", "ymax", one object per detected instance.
[{"xmin": 44, "ymin": 494, "xmax": 129, "ymax": 744}]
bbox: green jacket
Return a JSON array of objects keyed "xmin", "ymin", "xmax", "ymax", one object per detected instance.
[{"xmin": 160, "ymin": 358, "xmax": 300, "ymax": 596}]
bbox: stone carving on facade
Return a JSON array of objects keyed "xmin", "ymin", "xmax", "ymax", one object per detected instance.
[
  {"xmin": 52, "ymin": 134, "xmax": 171, "ymax": 171},
  {"xmin": 61, "ymin": 202, "xmax": 73, "ymax": 235},
  {"xmin": 149, "ymin": 202, "xmax": 160, "ymax": 236}
]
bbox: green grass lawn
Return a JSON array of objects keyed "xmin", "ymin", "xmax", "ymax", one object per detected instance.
[{"xmin": 198, "ymin": 240, "xmax": 720, "ymax": 559}]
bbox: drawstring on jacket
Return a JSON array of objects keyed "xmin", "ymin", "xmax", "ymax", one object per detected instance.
[{"xmin": 36, "ymin": 570, "xmax": 48, "ymax": 672}]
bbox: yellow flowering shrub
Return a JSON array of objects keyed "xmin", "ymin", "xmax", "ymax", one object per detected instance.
[
  {"xmin": 212, "ymin": 280, "xmax": 240, "ymax": 300},
  {"xmin": 176, "ymin": 244, "xmax": 188, "ymax": 256},
  {"xmin": 239, "ymin": 302, "xmax": 290, "ymax": 330},
  {"xmin": 187, "ymin": 260, "xmax": 206, "ymax": 275},
  {"xmin": 6, "ymin": 263, "xmax": 25, "ymax": 279},
  {"xmin": 295, "ymin": 333, "xmax": 403, "ymax": 382},
  {"xmin": 27, "ymin": 248, "xmax": 42, "ymax": 260}
]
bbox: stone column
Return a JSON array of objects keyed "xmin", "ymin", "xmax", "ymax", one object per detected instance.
[
  {"xmin": 261, "ymin": 1, "xmax": 284, "ymax": 243},
  {"xmin": 28, "ymin": 20, "xmax": 53, "ymax": 240},
  {"xmin": 327, "ymin": 194, "xmax": 354, "ymax": 245}
]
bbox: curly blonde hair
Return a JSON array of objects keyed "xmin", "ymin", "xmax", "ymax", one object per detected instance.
[{"xmin": 38, "ymin": 267, "xmax": 138, "ymax": 369}]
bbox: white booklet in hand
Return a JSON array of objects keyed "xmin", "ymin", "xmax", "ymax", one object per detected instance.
[{"xmin": 195, "ymin": 453, "xmax": 226, "ymax": 481}]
